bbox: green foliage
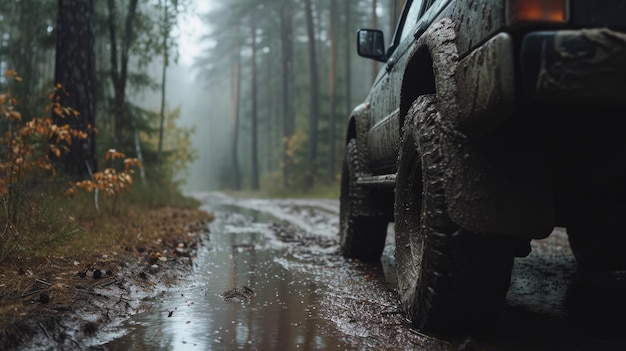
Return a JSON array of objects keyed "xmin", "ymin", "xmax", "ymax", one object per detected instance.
[
  {"xmin": 195, "ymin": 0, "xmax": 373, "ymax": 192},
  {"xmin": 0, "ymin": 184, "xmax": 82, "ymax": 264},
  {"xmin": 0, "ymin": 0, "xmax": 57, "ymax": 118},
  {"xmin": 158, "ymin": 106, "xmax": 198, "ymax": 186},
  {"xmin": 0, "ymin": 179, "xmax": 202, "ymax": 265},
  {"xmin": 117, "ymin": 181, "xmax": 201, "ymax": 209},
  {"xmin": 90, "ymin": 0, "xmax": 194, "ymax": 188},
  {"xmin": 0, "ymin": 77, "xmax": 93, "ymax": 222}
]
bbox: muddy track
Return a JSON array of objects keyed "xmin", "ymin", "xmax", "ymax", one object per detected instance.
[{"xmin": 25, "ymin": 191, "xmax": 626, "ymax": 350}]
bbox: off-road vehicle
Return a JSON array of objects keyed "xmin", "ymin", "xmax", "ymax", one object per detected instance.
[{"xmin": 339, "ymin": 0, "xmax": 626, "ymax": 333}]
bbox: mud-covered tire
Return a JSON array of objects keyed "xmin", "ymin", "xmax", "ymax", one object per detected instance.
[
  {"xmin": 567, "ymin": 198, "xmax": 626, "ymax": 270},
  {"xmin": 395, "ymin": 95, "xmax": 515, "ymax": 333},
  {"xmin": 339, "ymin": 139, "xmax": 388, "ymax": 261}
]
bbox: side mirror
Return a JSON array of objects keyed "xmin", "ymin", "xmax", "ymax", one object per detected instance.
[{"xmin": 357, "ymin": 29, "xmax": 386, "ymax": 62}]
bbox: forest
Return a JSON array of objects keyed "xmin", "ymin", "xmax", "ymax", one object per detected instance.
[
  {"xmin": 0, "ymin": 0, "xmax": 404, "ymax": 199},
  {"xmin": 194, "ymin": 0, "xmax": 403, "ymax": 193},
  {"xmin": 0, "ymin": 2, "xmax": 404, "ymax": 346}
]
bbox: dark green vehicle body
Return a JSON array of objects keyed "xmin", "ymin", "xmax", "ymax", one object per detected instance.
[{"xmin": 340, "ymin": 0, "xmax": 626, "ymax": 333}]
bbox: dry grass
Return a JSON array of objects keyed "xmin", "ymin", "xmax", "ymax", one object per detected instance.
[
  {"xmin": 0, "ymin": 182, "xmax": 214, "ymax": 349},
  {"xmin": 227, "ymin": 178, "xmax": 341, "ymax": 200}
]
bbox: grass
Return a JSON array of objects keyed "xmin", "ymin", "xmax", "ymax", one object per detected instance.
[
  {"xmin": 0, "ymin": 180, "xmax": 214, "ymax": 344},
  {"xmin": 0, "ymin": 181, "xmax": 208, "ymax": 265},
  {"xmin": 225, "ymin": 176, "xmax": 341, "ymax": 200}
]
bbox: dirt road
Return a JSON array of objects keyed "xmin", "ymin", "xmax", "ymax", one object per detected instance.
[{"xmin": 100, "ymin": 192, "xmax": 626, "ymax": 351}]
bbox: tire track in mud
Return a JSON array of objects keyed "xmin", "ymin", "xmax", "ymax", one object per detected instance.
[
  {"xmin": 102, "ymin": 192, "xmax": 626, "ymax": 351},
  {"xmin": 192, "ymin": 192, "xmax": 459, "ymax": 351}
]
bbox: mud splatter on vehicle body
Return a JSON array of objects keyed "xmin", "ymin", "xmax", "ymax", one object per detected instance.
[{"xmin": 339, "ymin": 0, "xmax": 626, "ymax": 334}]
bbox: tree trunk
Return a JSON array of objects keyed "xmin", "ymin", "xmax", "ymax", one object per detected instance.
[
  {"xmin": 231, "ymin": 43, "xmax": 242, "ymax": 190},
  {"xmin": 107, "ymin": 0, "xmax": 139, "ymax": 147},
  {"xmin": 54, "ymin": 0, "xmax": 97, "ymax": 176},
  {"xmin": 344, "ymin": 0, "xmax": 352, "ymax": 119},
  {"xmin": 327, "ymin": 0, "xmax": 338, "ymax": 183},
  {"xmin": 304, "ymin": 0, "xmax": 320, "ymax": 191},
  {"xmin": 157, "ymin": 0, "xmax": 169, "ymax": 173},
  {"xmin": 280, "ymin": 0, "xmax": 295, "ymax": 188},
  {"xmin": 133, "ymin": 122, "xmax": 146, "ymax": 183},
  {"xmin": 250, "ymin": 14, "xmax": 260, "ymax": 191},
  {"xmin": 265, "ymin": 50, "xmax": 274, "ymax": 173}
]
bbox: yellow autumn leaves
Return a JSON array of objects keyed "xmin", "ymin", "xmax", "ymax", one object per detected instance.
[
  {"xmin": 1, "ymin": 70, "xmax": 141, "ymax": 199},
  {"xmin": 65, "ymin": 149, "xmax": 142, "ymax": 198}
]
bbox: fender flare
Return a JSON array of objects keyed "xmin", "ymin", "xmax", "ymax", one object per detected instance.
[
  {"xmin": 345, "ymin": 102, "xmax": 372, "ymax": 173},
  {"xmin": 405, "ymin": 18, "xmax": 553, "ymax": 239}
]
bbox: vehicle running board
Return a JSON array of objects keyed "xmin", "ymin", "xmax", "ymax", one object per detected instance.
[{"xmin": 356, "ymin": 174, "xmax": 396, "ymax": 188}]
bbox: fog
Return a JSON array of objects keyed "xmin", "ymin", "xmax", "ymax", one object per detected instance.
[
  {"xmin": 136, "ymin": 0, "xmax": 231, "ymax": 192},
  {"xmin": 134, "ymin": 0, "xmax": 386, "ymax": 193}
]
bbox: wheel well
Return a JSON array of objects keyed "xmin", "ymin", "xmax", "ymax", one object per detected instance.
[{"xmin": 400, "ymin": 46, "xmax": 436, "ymax": 129}]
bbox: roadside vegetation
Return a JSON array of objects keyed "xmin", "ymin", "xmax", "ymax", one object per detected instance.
[
  {"xmin": 0, "ymin": 188, "xmax": 212, "ymax": 349},
  {"xmin": 0, "ymin": 68, "xmax": 205, "ymax": 262},
  {"xmin": 0, "ymin": 0, "xmax": 205, "ymax": 275},
  {"xmin": 226, "ymin": 181, "xmax": 340, "ymax": 200},
  {"xmin": 0, "ymin": 0, "xmax": 210, "ymax": 341},
  {"xmin": 0, "ymin": 72, "xmax": 212, "ymax": 349}
]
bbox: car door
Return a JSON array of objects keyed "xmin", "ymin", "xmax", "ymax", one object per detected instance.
[{"xmin": 366, "ymin": 0, "xmax": 427, "ymax": 172}]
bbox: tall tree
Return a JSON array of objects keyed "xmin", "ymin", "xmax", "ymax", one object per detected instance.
[
  {"xmin": 196, "ymin": 1, "xmax": 250, "ymax": 189},
  {"xmin": 327, "ymin": 0, "xmax": 338, "ymax": 183},
  {"xmin": 344, "ymin": 0, "xmax": 353, "ymax": 119},
  {"xmin": 303, "ymin": 0, "xmax": 320, "ymax": 190},
  {"xmin": 1, "ymin": 0, "xmax": 57, "ymax": 118},
  {"xmin": 157, "ymin": 0, "xmax": 170, "ymax": 172},
  {"xmin": 106, "ymin": 0, "xmax": 138, "ymax": 147},
  {"xmin": 231, "ymin": 43, "xmax": 242, "ymax": 190},
  {"xmin": 54, "ymin": 0, "xmax": 97, "ymax": 176},
  {"xmin": 156, "ymin": 0, "xmax": 185, "ymax": 174},
  {"xmin": 279, "ymin": 0, "xmax": 295, "ymax": 187},
  {"xmin": 250, "ymin": 7, "xmax": 260, "ymax": 190}
]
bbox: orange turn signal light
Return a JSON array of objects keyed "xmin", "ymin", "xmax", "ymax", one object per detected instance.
[{"xmin": 507, "ymin": 0, "xmax": 569, "ymax": 26}]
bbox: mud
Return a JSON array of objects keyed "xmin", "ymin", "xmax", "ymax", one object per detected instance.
[
  {"xmin": 94, "ymin": 192, "xmax": 626, "ymax": 350},
  {"xmin": 3, "ymin": 208, "xmax": 211, "ymax": 351}
]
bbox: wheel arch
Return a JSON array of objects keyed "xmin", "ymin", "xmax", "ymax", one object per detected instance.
[
  {"xmin": 399, "ymin": 45, "xmax": 436, "ymax": 134},
  {"xmin": 344, "ymin": 103, "xmax": 372, "ymax": 174},
  {"xmin": 344, "ymin": 103, "xmax": 370, "ymax": 144},
  {"xmin": 397, "ymin": 18, "xmax": 554, "ymax": 239},
  {"xmin": 399, "ymin": 17, "xmax": 459, "ymax": 135}
]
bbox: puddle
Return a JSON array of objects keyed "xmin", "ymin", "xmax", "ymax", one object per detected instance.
[
  {"xmin": 101, "ymin": 193, "xmax": 626, "ymax": 351},
  {"xmin": 103, "ymin": 200, "xmax": 357, "ymax": 350}
]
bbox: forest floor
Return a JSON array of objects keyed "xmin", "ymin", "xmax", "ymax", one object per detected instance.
[{"xmin": 0, "ymin": 205, "xmax": 214, "ymax": 351}]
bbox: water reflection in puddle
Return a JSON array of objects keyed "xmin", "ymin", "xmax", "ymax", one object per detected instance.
[
  {"xmin": 104, "ymin": 204, "xmax": 350, "ymax": 350},
  {"xmin": 103, "ymin": 198, "xmax": 626, "ymax": 351}
]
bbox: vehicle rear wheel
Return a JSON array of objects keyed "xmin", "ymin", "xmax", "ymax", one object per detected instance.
[
  {"xmin": 339, "ymin": 139, "xmax": 388, "ymax": 260},
  {"xmin": 567, "ymin": 197, "xmax": 626, "ymax": 270},
  {"xmin": 395, "ymin": 95, "xmax": 515, "ymax": 333}
]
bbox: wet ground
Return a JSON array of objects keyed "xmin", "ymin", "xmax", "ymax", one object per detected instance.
[{"xmin": 101, "ymin": 192, "xmax": 626, "ymax": 351}]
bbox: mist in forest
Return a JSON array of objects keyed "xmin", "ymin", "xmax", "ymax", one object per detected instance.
[
  {"xmin": 0, "ymin": 0, "xmax": 399, "ymax": 194},
  {"xmin": 150, "ymin": 0, "xmax": 397, "ymax": 193}
]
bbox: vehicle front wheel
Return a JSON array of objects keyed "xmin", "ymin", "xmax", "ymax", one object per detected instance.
[
  {"xmin": 395, "ymin": 95, "xmax": 515, "ymax": 333},
  {"xmin": 339, "ymin": 139, "xmax": 388, "ymax": 261}
]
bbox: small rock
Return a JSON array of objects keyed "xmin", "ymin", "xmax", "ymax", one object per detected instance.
[
  {"xmin": 222, "ymin": 286, "xmax": 255, "ymax": 301},
  {"xmin": 83, "ymin": 321, "xmax": 98, "ymax": 336}
]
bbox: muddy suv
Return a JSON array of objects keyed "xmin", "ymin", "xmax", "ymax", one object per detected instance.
[{"xmin": 339, "ymin": 0, "xmax": 626, "ymax": 333}]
